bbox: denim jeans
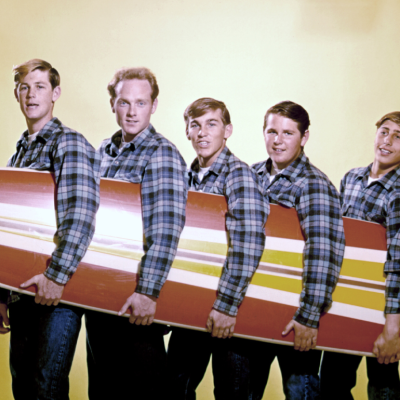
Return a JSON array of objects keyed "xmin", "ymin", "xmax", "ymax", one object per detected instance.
[
  {"xmin": 220, "ymin": 339, "xmax": 322, "ymax": 400},
  {"xmin": 85, "ymin": 310, "xmax": 167, "ymax": 400},
  {"xmin": 9, "ymin": 294, "xmax": 83, "ymax": 400},
  {"xmin": 320, "ymin": 351, "xmax": 400, "ymax": 400},
  {"xmin": 167, "ymin": 328, "xmax": 281, "ymax": 400}
]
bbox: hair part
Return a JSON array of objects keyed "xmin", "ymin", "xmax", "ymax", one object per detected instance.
[
  {"xmin": 263, "ymin": 100, "xmax": 310, "ymax": 136},
  {"xmin": 107, "ymin": 67, "xmax": 159, "ymax": 102},
  {"xmin": 375, "ymin": 112, "xmax": 400, "ymax": 129},
  {"xmin": 184, "ymin": 97, "xmax": 231, "ymax": 134},
  {"xmin": 13, "ymin": 59, "xmax": 60, "ymax": 90}
]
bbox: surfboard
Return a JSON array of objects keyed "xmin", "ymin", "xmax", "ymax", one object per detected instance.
[{"xmin": 0, "ymin": 167, "xmax": 388, "ymax": 356}]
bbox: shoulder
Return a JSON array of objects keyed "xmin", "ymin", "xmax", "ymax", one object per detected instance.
[
  {"xmin": 300, "ymin": 161, "xmax": 339, "ymax": 195},
  {"xmin": 151, "ymin": 131, "xmax": 186, "ymax": 164},
  {"xmin": 251, "ymin": 160, "xmax": 267, "ymax": 173},
  {"xmin": 56, "ymin": 123, "xmax": 95, "ymax": 152}
]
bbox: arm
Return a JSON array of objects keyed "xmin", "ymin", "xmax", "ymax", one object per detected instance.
[
  {"xmin": 374, "ymin": 194, "xmax": 400, "ymax": 362},
  {"xmin": 119, "ymin": 144, "xmax": 187, "ymax": 324},
  {"xmin": 283, "ymin": 177, "xmax": 345, "ymax": 349},
  {"xmin": 207, "ymin": 167, "xmax": 268, "ymax": 338},
  {"xmin": 21, "ymin": 131, "xmax": 101, "ymax": 304}
]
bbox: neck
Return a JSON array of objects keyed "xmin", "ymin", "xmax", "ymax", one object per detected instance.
[
  {"xmin": 26, "ymin": 115, "xmax": 53, "ymax": 135},
  {"xmin": 122, "ymin": 126, "xmax": 149, "ymax": 143},
  {"xmin": 370, "ymin": 160, "xmax": 400, "ymax": 179}
]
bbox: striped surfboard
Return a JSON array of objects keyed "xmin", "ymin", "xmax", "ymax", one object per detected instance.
[{"xmin": 0, "ymin": 168, "xmax": 387, "ymax": 356}]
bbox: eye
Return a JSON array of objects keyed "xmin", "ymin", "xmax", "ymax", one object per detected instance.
[
  {"xmin": 20, "ymin": 85, "xmax": 28, "ymax": 91},
  {"xmin": 138, "ymin": 101, "xmax": 145, "ymax": 106},
  {"xmin": 119, "ymin": 100, "xmax": 127, "ymax": 106}
]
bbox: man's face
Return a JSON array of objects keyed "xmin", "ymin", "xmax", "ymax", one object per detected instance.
[
  {"xmin": 374, "ymin": 120, "xmax": 400, "ymax": 173},
  {"xmin": 264, "ymin": 113, "xmax": 309, "ymax": 170},
  {"xmin": 111, "ymin": 79, "xmax": 158, "ymax": 141},
  {"xmin": 186, "ymin": 109, "xmax": 232, "ymax": 168},
  {"xmin": 15, "ymin": 69, "xmax": 60, "ymax": 130}
]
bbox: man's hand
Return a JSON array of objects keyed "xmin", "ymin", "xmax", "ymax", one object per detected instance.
[
  {"xmin": 20, "ymin": 274, "xmax": 65, "ymax": 306},
  {"xmin": 0, "ymin": 303, "xmax": 10, "ymax": 334},
  {"xmin": 373, "ymin": 314, "xmax": 400, "ymax": 364},
  {"xmin": 206, "ymin": 309, "xmax": 236, "ymax": 339},
  {"xmin": 118, "ymin": 292, "xmax": 157, "ymax": 325},
  {"xmin": 282, "ymin": 319, "xmax": 318, "ymax": 351}
]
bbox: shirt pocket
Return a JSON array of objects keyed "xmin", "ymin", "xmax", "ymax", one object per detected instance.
[{"xmin": 272, "ymin": 192, "xmax": 296, "ymax": 208}]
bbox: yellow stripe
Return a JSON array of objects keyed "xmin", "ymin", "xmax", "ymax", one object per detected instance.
[
  {"xmin": 333, "ymin": 286, "xmax": 385, "ymax": 311},
  {"xmin": 261, "ymin": 249, "xmax": 303, "ymax": 268},
  {"xmin": 178, "ymin": 238, "xmax": 228, "ymax": 256},
  {"xmin": 340, "ymin": 259, "xmax": 385, "ymax": 283}
]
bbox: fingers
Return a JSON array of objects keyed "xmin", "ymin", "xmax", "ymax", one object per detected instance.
[{"xmin": 206, "ymin": 316, "xmax": 213, "ymax": 333}]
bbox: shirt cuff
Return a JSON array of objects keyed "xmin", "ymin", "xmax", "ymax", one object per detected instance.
[
  {"xmin": 135, "ymin": 278, "xmax": 163, "ymax": 298},
  {"xmin": 213, "ymin": 294, "xmax": 240, "ymax": 317},
  {"xmin": 293, "ymin": 306, "xmax": 321, "ymax": 329},
  {"xmin": 385, "ymin": 298, "xmax": 400, "ymax": 315},
  {"xmin": 384, "ymin": 260, "xmax": 400, "ymax": 273},
  {"xmin": 44, "ymin": 262, "xmax": 72, "ymax": 285}
]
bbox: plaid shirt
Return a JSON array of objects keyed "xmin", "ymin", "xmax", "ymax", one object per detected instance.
[
  {"xmin": 188, "ymin": 147, "xmax": 268, "ymax": 316},
  {"xmin": 2, "ymin": 118, "xmax": 100, "ymax": 303},
  {"xmin": 252, "ymin": 152, "xmax": 345, "ymax": 328},
  {"xmin": 98, "ymin": 124, "xmax": 187, "ymax": 298},
  {"xmin": 341, "ymin": 165, "xmax": 400, "ymax": 314}
]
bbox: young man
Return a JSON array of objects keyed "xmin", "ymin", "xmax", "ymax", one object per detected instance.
[
  {"xmin": 167, "ymin": 98, "xmax": 268, "ymax": 399},
  {"xmin": 0, "ymin": 59, "xmax": 100, "ymax": 400},
  {"xmin": 84, "ymin": 67, "xmax": 187, "ymax": 400},
  {"xmin": 320, "ymin": 112, "xmax": 400, "ymax": 399},
  {"xmin": 245, "ymin": 100, "xmax": 345, "ymax": 399}
]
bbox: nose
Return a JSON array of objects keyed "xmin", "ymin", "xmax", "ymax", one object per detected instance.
[
  {"xmin": 27, "ymin": 87, "xmax": 36, "ymax": 98},
  {"xmin": 198, "ymin": 127, "xmax": 206, "ymax": 137},
  {"xmin": 274, "ymin": 133, "xmax": 283, "ymax": 144},
  {"xmin": 384, "ymin": 135, "xmax": 393, "ymax": 146},
  {"xmin": 127, "ymin": 104, "xmax": 136, "ymax": 117}
]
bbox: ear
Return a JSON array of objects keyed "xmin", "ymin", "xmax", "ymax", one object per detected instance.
[
  {"xmin": 301, "ymin": 130, "xmax": 309, "ymax": 147},
  {"xmin": 110, "ymin": 98, "xmax": 116, "ymax": 114},
  {"xmin": 14, "ymin": 88, "xmax": 20, "ymax": 103},
  {"xmin": 224, "ymin": 124, "xmax": 233, "ymax": 140},
  {"xmin": 52, "ymin": 86, "xmax": 61, "ymax": 103},
  {"xmin": 151, "ymin": 98, "xmax": 158, "ymax": 114}
]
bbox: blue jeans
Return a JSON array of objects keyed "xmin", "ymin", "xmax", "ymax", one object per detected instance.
[
  {"xmin": 224, "ymin": 339, "xmax": 321, "ymax": 400},
  {"xmin": 320, "ymin": 351, "xmax": 400, "ymax": 400},
  {"xmin": 168, "ymin": 327, "xmax": 262, "ymax": 400},
  {"xmin": 85, "ymin": 310, "xmax": 167, "ymax": 400},
  {"xmin": 9, "ymin": 294, "xmax": 83, "ymax": 400}
]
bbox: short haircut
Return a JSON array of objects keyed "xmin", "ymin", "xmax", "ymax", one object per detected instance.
[
  {"xmin": 107, "ymin": 67, "xmax": 159, "ymax": 102},
  {"xmin": 375, "ymin": 112, "xmax": 400, "ymax": 129},
  {"xmin": 184, "ymin": 97, "xmax": 231, "ymax": 134},
  {"xmin": 263, "ymin": 101, "xmax": 310, "ymax": 136},
  {"xmin": 13, "ymin": 59, "xmax": 60, "ymax": 90}
]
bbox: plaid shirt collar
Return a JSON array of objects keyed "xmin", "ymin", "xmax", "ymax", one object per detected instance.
[
  {"xmin": 189, "ymin": 146, "xmax": 231, "ymax": 186},
  {"xmin": 15, "ymin": 117, "xmax": 62, "ymax": 152},
  {"xmin": 354, "ymin": 163, "xmax": 400, "ymax": 191},
  {"xmin": 255, "ymin": 151, "xmax": 309, "ymax": 184},
  {"xmin": 105, "ymin": 124, "xmax": 155, "ymax": 157}
]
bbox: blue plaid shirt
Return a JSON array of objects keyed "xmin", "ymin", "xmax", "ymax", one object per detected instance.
[
  {"xmin": 98, "ymin": 124, "xmax": 187, "ymax": 298},
  {"xmin": 188, "ymin": 147, "xmax": 268, "ymax": 316},
  {"xmin": 252, "ymin": 152, "xmax": 345, "ymax": 328},
  {"xmin": 341, "ymin": 165, "xmax": 400, "ymax": 314},
  {"xmin": 3, "ymin": 118, "xmax": 100, "ymax": 302}
]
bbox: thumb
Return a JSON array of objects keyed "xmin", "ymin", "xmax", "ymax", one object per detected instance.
[
  {"xmin": 282, "ymin": 320, "xmax": 294, "ymax": 336},
  {"xmin": 118, "ymin": 300, "xmax": 131, "ymax": 316},
  {"xmin": 20, "ymin": 275, "xmax": 39, "ymax": 288}
]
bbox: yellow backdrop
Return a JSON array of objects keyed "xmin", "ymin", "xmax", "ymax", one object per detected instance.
[{"xmin": 1, "ymin": 0, "xmax": 400, "ymax": 398}]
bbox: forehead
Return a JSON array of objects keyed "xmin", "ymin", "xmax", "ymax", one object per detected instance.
[
  {"xmin": 189, "ymin": 108, "xmax": 223, "ymax": 123},
  {"xmin": 115, "ymin": 79, "xmax": 152, "ymax": 99},
  {"xmin": 379, "ymin": 120, "xmax": 400, "ymax": 132},
  {"xmin": 265, "ymin": 113, "xmax": 301, "ymax": 133},
  {"xmin": 19, "ymin": 68, "xmax": 51, "ymax": 85}
]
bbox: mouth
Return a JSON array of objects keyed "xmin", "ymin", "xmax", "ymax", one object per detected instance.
[
  {"xmin": 273, "ymin": 148, "xmax": 285, "ymax": 153},
  {"xmin": 197, "ymin": 141, "xmax": 210, "ymax": 148},
  {"xmin": 379, "ymin": 147, "xmax": 392, "ymax": 155},
  {"xmin": 26, "ymin": 103, "xmax": 39, "ymax": 109}
]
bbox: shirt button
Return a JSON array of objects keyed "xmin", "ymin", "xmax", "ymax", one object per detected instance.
[
  {"xmin": 26, "ymin": 158, "xmax": 30, "ymax": 162},
  {"xmin": 115, "ymin": 161, "xmax": 119, "ymax": 165},
  {"xmin": 266, "ymin": 190, "xmax": 270, "ymax": 194}
]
